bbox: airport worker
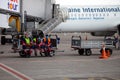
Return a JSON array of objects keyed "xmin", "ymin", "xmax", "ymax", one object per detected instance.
[
  {"xmin": 38, "ymin": 33, "xmax": 45, "ymax": 56},
  {"xmin": 21, "ymin": 32, "xmax": 32, "ymax": 50},
  {"xmin": 43, "ymin": 34, "xmax": 51, "ymax": 46},
  {"xmin": 43, "ymin": 34, "xmax": 51, "ymax": 51},
  {"xmin": 57, "ymin": 36, "xmax": 60, "ymax": 44},
  {"xmin": 32, "ymin": 35, "xmax": 38, "ymax": 56}
]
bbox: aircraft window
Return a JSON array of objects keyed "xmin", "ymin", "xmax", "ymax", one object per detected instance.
[
  {"xmin": 103, "ymin": 14, "xmax": 105, "ymax": 16},
  {"xmin": 107, "ymin": 13, "xmax": 109, "ymax": 16},
  {"xmin": 73, "ymin": 14, "xmax": 76, "ymax": 17},
  {"xmin": 99, "ymin": 14, "xmax": 102, "ymax": 16},
  {"xmin": 89, "ymin": 14, "xmax": 91, "ymax": 16},
  {"xmin": 114, "ymin": 14, "xmax": 116, "ymax": 16},
  {"xmin": 85, "ymin": 14, "xmax": 88, "ymax": 17},
  {"xmin": 71, "ymin": 14, "xmax": 73, "ymax": 17},
  {"xmin": 82, "ymin": 14, "xmax": 84, "ymax": 17},
  {"xmin": 96, "ymin": 14, "xmax": 98, "ymax": 16},
  {"xmin": 92, "ymin": 14, "xmax": 95, "ymax": 17},
  {"xmin": 78, "ymin": 14, "xmax": 81, "ymax": 18}
]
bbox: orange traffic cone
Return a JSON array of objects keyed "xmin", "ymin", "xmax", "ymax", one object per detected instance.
[
  {"xmin": 99, "ymin": 47, "xmax": 108, "ymax": 59},
  {"xmin": 107, "ymin": 50, "xmax": 110, "ymax": 57}
]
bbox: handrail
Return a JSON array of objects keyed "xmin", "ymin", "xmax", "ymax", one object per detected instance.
[{"xmin": 37, "ymin": 5, "xmax": 68, "ymax": 35}]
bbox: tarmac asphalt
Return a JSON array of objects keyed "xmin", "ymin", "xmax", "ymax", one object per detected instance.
[{"xmin": 0, "ymin": 33, "xmax": 120, "ymax": 80}]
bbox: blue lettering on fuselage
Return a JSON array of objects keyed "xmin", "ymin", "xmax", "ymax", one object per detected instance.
[
  {"xmin": 67, "ymin": 7, "xmax": 120, "ymax": 20},
  {"xmin": 68, "ymin": 7, "xmax": 120, "ymax": 13},
  {"xmin": 68, "ymin": 8, "xmax": 81, "ymax": 12}
]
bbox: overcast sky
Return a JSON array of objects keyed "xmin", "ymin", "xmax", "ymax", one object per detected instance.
[{"xmin": 55, "ymin": 0, "xmax": 120, "ymax": 6}]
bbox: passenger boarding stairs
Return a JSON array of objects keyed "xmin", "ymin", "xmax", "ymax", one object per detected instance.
[{"xmin": 37, "ymin": 6, "xmax": 68, "ymax": 34}]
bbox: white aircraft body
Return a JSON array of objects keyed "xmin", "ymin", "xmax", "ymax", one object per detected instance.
[{"xmin": 53, "ymin": 5, "xmax": 120, "ymax": 36}]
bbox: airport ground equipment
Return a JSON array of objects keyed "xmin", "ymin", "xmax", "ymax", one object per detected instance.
[
  {"xmin": 40, "ymin": 34, "xmax": 58, "ymax": 57},
  {"xmin": 11, "ymin": 33, "xmax": 58, "ymax": 57},
  {"xmin": 1, "ymin": 28, "xmax": 20, "ymax": 45},
  {"xmin": 71, "ymin": 36, "xmax": 115, "ymax": 56},
  {"xmin": 11, "ymin": 34, "xmax": 21, "ymax": 53},
  {"xmin": 19, "ymin": 47, "xmax": 32, "ymax": 58}
]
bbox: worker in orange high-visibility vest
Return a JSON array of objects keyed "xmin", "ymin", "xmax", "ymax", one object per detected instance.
[{"xmin": 43, "ymin": 34, "xmax": 51, "ymax": 45}]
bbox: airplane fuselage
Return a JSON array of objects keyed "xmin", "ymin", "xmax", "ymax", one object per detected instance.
[{"xmin": 53, "ymin": 5, "xmax": 120, "ymax": 33}]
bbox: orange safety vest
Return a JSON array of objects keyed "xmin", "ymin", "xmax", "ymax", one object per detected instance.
[{"xmin": 43, "ymin": 38, "xmax": 51, "ymax": 44}]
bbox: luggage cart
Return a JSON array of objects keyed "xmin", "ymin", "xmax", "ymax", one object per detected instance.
[{"xmin": 71, "ymin": 36, "xmax": 115, "ymax": 56}]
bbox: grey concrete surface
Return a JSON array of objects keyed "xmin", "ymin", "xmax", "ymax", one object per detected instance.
[{"xmin": 0, "ymin": 33, "xmax": 120, "ymax": 80}]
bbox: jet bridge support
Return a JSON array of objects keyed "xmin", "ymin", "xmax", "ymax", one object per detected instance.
[{"xmin": 9, "ymin": 15, "xmax": 21, "ymax": 32}]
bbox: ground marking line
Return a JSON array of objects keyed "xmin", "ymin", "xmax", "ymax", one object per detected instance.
[{"xmin": 0, "ymin": 63, "xmax": 33, "ymax": 80}]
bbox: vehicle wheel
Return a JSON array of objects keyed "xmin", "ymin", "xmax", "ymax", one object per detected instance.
[
  {"xmin": 49, "ymin": 50, "xmax": 55, "ymax": 57},
  {"xmin": 1, "ymin": 36, "xmax": 6, "ymax": 45},
  {"xmin": 44, "ymin": 52, "xmax": 48, "ymax": 57},
  {"xmin": 19, "ymin": 50, "xmax": 26, "ymax": 57},
  {"xmin": 26, "ymin": 50, "xmax": 31, "ymax": 58},
  {"xmin": 52, "ymin": 50, "xmax": 55, "ymax": 56},
  {"xmin": 78, "ymin": 49, "xmax": 84, "ymax": 55},
  {"xmin": 85, "ymin": 49, "xmax": 92, "ymax": 56}
]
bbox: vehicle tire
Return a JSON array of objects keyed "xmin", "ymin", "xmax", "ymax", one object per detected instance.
[
  {"xmin": 26, "ymin": 50, "xmax": 31, "ymax": 58},
  {"xmin": 1, "ymin": 36, "xmax": 6, "ymax": 45},
  {"xmin": 19, "ymin": 50, "xmax": 26, "ymax": 57},
  {"xmin": 78, "ymin": 49, "xmax": 84, "ymax": 55},
  {"xmin": 85, "ymin": 49, "xmax": 92, "ymax": 56},
  {"xmin": 44, "ymin": 52, "xmax": 48, "ymax": 57},
  {"xmin": 49, "ymin": 50, "xmax": 55, "ymax": 57}
]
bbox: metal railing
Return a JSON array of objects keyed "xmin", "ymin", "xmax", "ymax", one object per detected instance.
[{"xmin": 37, "ymin": 5, "xmax": 68, "ymax": 34}]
